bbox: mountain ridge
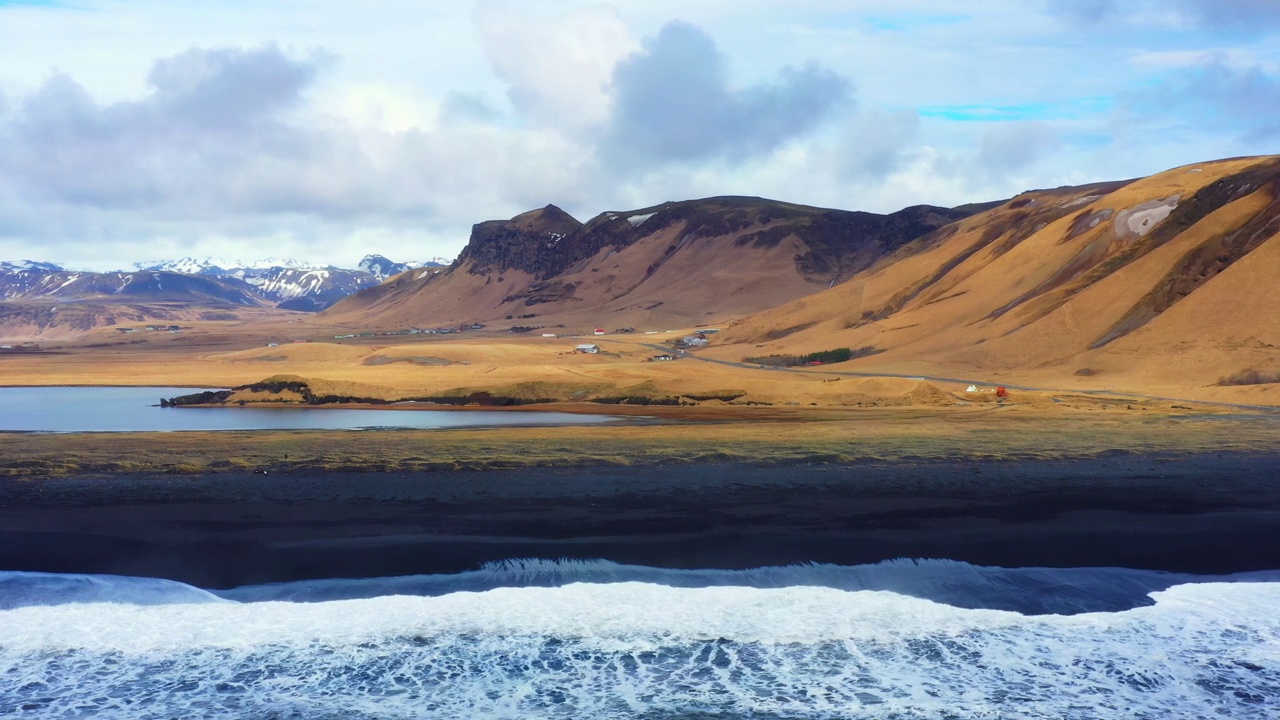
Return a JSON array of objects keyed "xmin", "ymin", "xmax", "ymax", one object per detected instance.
[
  {"xmin": 707, "ymin": 155, "xmax": 1280, "ymax": 397},
  {"xmin": 324, "ymin": 196, "xmax": 975, "ymax": 330}
]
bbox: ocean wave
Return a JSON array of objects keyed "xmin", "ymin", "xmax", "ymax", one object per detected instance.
[
  {"xmin": 219, "ymin": 557, "xmax": 1280, "ymax": 615},
  {"xmin": 4, "ymin": 559, "xmax": 1280, "ymax": 615},
  {"xmin": 0, "ymin": 571, "xmax": 228, "ymax": 610},
  {"xmin": 1, "ymin": 580, "xmax": 1278, "ymax": 719}
]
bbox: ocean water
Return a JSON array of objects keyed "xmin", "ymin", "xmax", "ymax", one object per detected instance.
[{"xmin": 2, "ymin": 560, "xmax": 1278, "ymax": 719}]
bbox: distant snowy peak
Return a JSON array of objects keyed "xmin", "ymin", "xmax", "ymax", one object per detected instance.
[
  {"xmin": 134, "ymin": 257, "xmax": 318, "ymax": 274},
  {"xmin": 134, "ymin": 258, "xmax": 226, "ymax": 275},
  {"xmin": 358, "ymin": 254, "xmax": 449, "ymax": 281},
  {"xmin": 236, "ymin": 257, "xmax": 318, "ymax": 271},
  {"xmin": 0, "ymin": 254, "xmax": 454, "ymax": 312},
  {"xmin": 0, "ymin": 260, "xmax": 65, "ymax": 274},
  {"xmin": 358, "ymin": 255, "xmax": 413, "ymax": 281}
]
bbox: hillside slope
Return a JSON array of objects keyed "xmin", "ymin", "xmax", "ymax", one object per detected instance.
[
  {"xmin": 709, "ymin": 156, "xmax": 1280, "ymax": 401},
  {"xmin": 322, "ymin": 198, "xmax": 972, "ymax": 330}
]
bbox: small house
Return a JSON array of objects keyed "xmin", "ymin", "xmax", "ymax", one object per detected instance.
[
  {"xmin": 593, "ymin": 328, "xmax": 606, "ymax": 335},
  {"xmin": 576, "ymin": 343, "xmax": 601, "ymax": 354},
  {"xmin": 681, "ymin": 335, "xmax": 709, "ymax": 347}
]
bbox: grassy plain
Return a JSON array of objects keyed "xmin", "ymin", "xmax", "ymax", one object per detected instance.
[
  {"xmin": 3, "ymin": 402, "xmax": 1276, "ymax": 478},
  {"xmin": 2, "ymin": 328, "xmax": 1276, "ymax": 478}
]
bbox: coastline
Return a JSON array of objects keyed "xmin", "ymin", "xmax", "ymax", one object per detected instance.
[
  {"xmin": 3, "ymin": 452, "xmax": 1279, "ymax": 588},
  {"xmin": 5, "ymin": 396, "xmax": 1278, "ymax": 589},
  {"xmin": 2, "ymin": 404, "xmax": 1277, "ymax": 477}
]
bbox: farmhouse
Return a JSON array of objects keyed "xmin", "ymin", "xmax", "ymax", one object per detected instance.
[{"xmin": 575, "ymin": 343, "xmax": 601, "ymax": 354}]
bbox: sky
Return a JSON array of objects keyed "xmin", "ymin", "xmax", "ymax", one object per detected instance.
[{"xmin": 1, "ymin": 0, "xmax": 1279, "ymax": 271}]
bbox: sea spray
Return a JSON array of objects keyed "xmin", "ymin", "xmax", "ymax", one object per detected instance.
[
  {"xmin": 1, "ymin": 571, "xmax": 1279, "ymax": 719},
  {"xmin": 215, "ymin": 557, "xmax": 1280, "ymax": 615}
]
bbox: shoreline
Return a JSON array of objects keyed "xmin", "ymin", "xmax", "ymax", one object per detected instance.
[
  {"xmin": 3, "ymin": 452, "xmax": 1278, "ymax": 588},
  {"xmin": 2, "ymin": 406, "xmax": 1278, "ymax": 478}
]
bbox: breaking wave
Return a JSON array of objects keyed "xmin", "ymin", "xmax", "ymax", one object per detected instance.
[{"xmin": 2, "ymin": 561, "xmax": 1278, "ymax": 719}]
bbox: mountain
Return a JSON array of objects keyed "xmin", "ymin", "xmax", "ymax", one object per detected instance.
[
  {"xmin": 0, "ymin": 261, "xmax": 69, "ymax": 297},
  {"xmin": 0, "ymin": 267, "xmax": 271, "ymax": 340},
  {"xmin": 134, "ymin": 257, "xmax": 312, "ymax": 275},
  {"xmin": 133, "ymin": 256, "xmax": 445, "ymax": 310},
  {"xmin": 0, "ymin": 255, "xmax": 442, "ymax": 324},
  {"xmin": 0, "ymin": 269, "xmax": 262, "ymax": 305},
  {"xmin": 357, "ymin": 255, "xmax": 447, "ymax": 281},
  {"xmin": 323, "ymin": 199, "xmax": 974, "ymax": 329},
  {"xmin": 708, "ymin": 155, "xmax": 1280, "ymax": 398},
  {"xmin": 0, "ymin": 260, "xmax": 64, "ymax": 274}
]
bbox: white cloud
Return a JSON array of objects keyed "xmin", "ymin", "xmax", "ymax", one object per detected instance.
[
  {"xmin": 0, "ymin": 0, "xmax": 1278, "ymax": 270},
  {"xmin": 473, "ymin": 1, "xmax": 638, "ymax": 131}
]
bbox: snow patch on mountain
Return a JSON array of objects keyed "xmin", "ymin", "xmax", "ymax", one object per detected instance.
[
  {"xmin": 0, "ymin": 260, "xmax": 65, "ymax": 274},
  {"xmin": 134, "ymin": 257, "xmax": 316, "ymax": 274},
  {"xmin": 5, "ymin": 254, "xmax": 454, "ymax": 311},
  {"xmin": 358, "ymin": 255, "xmax": 449, "ymax": 281}
]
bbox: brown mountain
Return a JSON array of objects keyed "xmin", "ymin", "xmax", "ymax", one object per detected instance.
[
  {"xmin": 323, "ymin": 198, "xmax": 973, "ymax": 330},
  {"xmin": 709, "ymin": 156, "xmax": 1280, "ymax": 401}
]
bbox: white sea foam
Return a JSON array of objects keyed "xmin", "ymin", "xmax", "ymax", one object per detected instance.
[
  {"xmin": 2, "ymin": 580, "xmax": 1278, "ymax": 719},
  {"xmin": 219, "ymin": 557, "xmax": 1279, "ymax": 614},
  {"xmin": 0, "ymin": 571, "xmax": 228, "ymax": 610}
]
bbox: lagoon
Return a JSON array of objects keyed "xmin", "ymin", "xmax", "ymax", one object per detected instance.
[{"xmin": 0, "ymin": 386, "xmax": 617, "ymax": 432}]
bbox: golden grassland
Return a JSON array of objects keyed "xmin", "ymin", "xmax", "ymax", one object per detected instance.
[
  {"xmin": 1, "ymin": 327, "xmax": 1276, "ymax": 479},
  {"xmin": 6, "ymin": 330, "xmax": 1272, "ymax": 407}
]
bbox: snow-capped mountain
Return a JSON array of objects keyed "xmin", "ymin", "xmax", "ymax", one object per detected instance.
[
  {"xmin": 227, "ymin": 266, "xmax": 376, "ymax": 311},
  {"xmin": 130, "ymin": 257, "xmax": 412, "ymax": 310},
  {"xmin": 134, "ymin": 257, "xmax": 315, "ymax": 275},
  {"xmin": 0, "ymin": 261, "xmax": 74, "ymax": 299},
  {"xmin": 0, "ymin": 260, "xmax": 65, "ymax": 274},
  {"xmin": 357, "ymin": 254, "xmax": 409, "ymax": 281},
  {"xmin": 0, "ymin": 267, "xmax": 262, "ymax": 305},
  {"xmin": 356, "ymin": 254, "xmax": 447, "ymax": 281},
  {"xmin": 2, "ymin": 255, "xmax": 452, "ymax": 312}
]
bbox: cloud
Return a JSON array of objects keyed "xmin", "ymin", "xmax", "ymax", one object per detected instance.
[
  {"xmin": 439, "ymin": 92, "xmax": 501, "ymax": 125},
  {"xmin": 146, "ymin": 45, "xmax": 326, "ymax": 130},
  {"xmin": 0, "ymin": 46, "xmax": 346, "ymax": 213},
  {"xmin": 1171, "ymin": 0, "xmax": 1280, "ymax": 29},
  {"xmin": 1045, "ymin": 0, "xmax": 1118, "ymax": 25},
  {"xmin": 1121, "ymin": 59, "xmax": 1280, "ymax": 142},
  {"xmin": 0, "ymin": 42, "xmax": 610, "ymax": 269},
  {"xmin": 977, "ymin": 121, "xmax": 1062, "ymax": 174},
  {"xmin": 600, "ymin": 21, "xmax": 853, "ymax": 171},
  {"xmin": 473, "ymin": 2, "xmax": 636, "ymax": 131},
  {"xmin": 836, "ymin": 110, "xmax": 921, "ymax": 182},
  {"xmin": 1048, "ymin": 0, "xmax": 1280, "ymax": 31}
]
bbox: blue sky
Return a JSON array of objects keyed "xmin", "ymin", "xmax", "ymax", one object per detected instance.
[{"xmin": 0, "ymin": 0, "xmax": 1278, "ymax": 270}]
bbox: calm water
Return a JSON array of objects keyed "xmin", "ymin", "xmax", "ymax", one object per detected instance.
[{"xmin": 0, "ymin": 386, "xmax": 618, "ymax": 432}]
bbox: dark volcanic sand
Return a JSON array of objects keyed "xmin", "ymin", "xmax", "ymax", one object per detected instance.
[{"xmin": 2, "ymin": 453, "xmax": 1279, "ymax": 588}]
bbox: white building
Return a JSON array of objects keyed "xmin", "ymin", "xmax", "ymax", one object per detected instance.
[{"xmin": 575, "ymin": 344, "xmax": 601, "ymax": 354}]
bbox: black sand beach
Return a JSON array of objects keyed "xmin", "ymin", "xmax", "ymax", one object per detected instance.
[{"xmin": 2, "ymin": 452, "xmax": 1279, "ymax": 588}]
